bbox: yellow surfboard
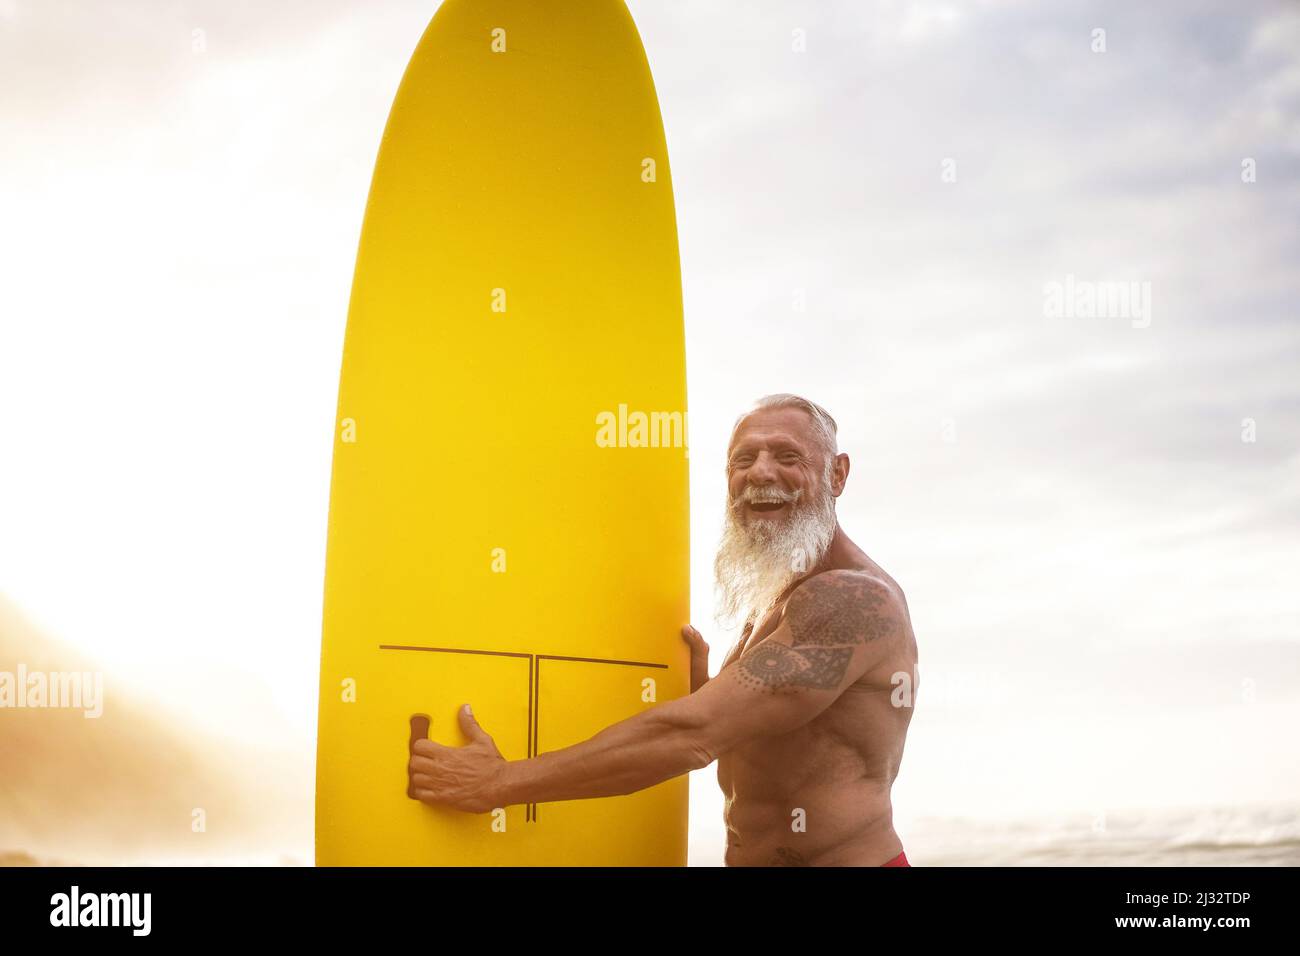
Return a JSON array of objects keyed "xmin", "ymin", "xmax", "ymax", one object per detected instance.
[{"xmin": 315, "ymin": 0, "xmax": 690, "ymax": 866}]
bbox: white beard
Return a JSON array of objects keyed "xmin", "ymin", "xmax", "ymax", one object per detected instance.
[{"xmin": 712, "ymin": 468, "xmax": 837, "ymax": 632}]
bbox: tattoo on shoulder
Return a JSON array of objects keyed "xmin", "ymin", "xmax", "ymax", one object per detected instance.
[
  {"xmin": 736, "ymin": 642, "xmax": 852, "ymax": 692},
  {"xmin": 733, "ymin": 573, "xmax": 899, "ymax": 694},
  {"xmin": 785, "ymin": 572, "xmax": 895, "ymax": 647}
]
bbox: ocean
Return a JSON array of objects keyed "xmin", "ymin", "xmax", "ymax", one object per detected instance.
[{"xmin": 899, "ymin": 802, "xmax": 1300, "ymax": 866}]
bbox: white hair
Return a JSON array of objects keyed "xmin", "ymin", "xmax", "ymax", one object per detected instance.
[{"xmin": 727, "ymin": 393, "xmax": 839, "ymax": 462}]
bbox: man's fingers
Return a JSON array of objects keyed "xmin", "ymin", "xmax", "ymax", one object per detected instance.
[
  {"xmin": 682, "ymin": 625, "xmax": 707, "ymax": 646},
  {"xmin": 457, "ymin": 704, "xmax": 491, "ymax": 743},
  {"xmin": 682, "ymin": 626, "xmax": 710, "ymax": 659},
  {"xmin": 682, "ymin": 625, "xmax": 711, "ymax": 693},
  {"xmin": 411, "ymin": 737, "xmax": 450, "ymax": 758},
  {"xmin": 408, "ymin": 753, "xmax": 441, "ymax": 777}
]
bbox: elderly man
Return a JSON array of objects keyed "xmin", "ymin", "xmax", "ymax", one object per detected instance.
[{"xmin": 408, "ymin": 394, "xmax": 919, "ymax": 866}]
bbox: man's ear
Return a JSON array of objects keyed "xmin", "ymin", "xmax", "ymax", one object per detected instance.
[{"xmin": 831, "ymin": 453, "xmax": 849, "ymax": 496}]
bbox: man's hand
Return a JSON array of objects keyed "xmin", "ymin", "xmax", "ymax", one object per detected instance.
[
  {"xmin": 681, "ymin": 625, "xmax": 711, "ymax": 693},
  {"xmin": 407, "ymin": 706, "xmax": 507, "ymax": 813}
]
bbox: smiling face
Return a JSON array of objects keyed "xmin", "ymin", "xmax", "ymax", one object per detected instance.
[
  {"xmin": 714, "ymin": 405, "xmax": 847, "ymax": 627},
  {"xmin": 726, "ymin": 407, "xmax": 841, "ymax": 529}
]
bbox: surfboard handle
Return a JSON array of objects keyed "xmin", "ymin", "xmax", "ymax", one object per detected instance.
[{"xmin": 406, "ymin": 714, "xmax": 432, "ymax": 800}]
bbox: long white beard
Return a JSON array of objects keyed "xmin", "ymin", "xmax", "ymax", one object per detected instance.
[{"xmin": 712, "ymin": 470, "xmax": 837, "ymax": 632}]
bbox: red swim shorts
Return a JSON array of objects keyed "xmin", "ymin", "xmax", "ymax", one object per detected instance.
[{"xmin": 881, "ymin": 850, "xmax": 910, "ymax": 867}]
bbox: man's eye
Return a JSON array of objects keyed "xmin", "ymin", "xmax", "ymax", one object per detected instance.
[{"xmin": 732, "ymin": 457, "xmax": 754, "ymax": 466}]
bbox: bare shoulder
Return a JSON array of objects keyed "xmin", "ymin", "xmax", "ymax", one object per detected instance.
[{"xmin": 781, "ymin": 569, "xmax": 908, "ymax": 648}]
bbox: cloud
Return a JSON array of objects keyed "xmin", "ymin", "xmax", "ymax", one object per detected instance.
[{"xmin": 0, "ymin": 0, "xmax": 1296, "ymax": 847}]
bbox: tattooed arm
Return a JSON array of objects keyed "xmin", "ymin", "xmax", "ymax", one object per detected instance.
[{"xmin": 676, "ymin": 570, "xmax": 906, "ymax": 759}]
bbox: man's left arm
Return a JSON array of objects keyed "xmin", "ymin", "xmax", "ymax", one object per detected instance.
[
  {"xmin": 408, "ymin": 694, "xmax": 712, "ymax": 812},
  {"xmin": 408, "ymin": 570, "xmax": 903, "ymax": 811}
]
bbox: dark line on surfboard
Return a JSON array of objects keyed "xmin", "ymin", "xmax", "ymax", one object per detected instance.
[
  {"xmin": 527, "ymin": 653, "xmax": 535, "ymax": 823},
  {"xmin": 532, "ymin": 655, "xmax": 540, "ymax": 823},
  {"xmin": 381, "ymin": 644, "xmax": 669, "ymax": 825},
  {"xmin": 379, "ymin": 644, "xmax": 532, "ymax": 659},
  {"xmin": 538, "ymin": 654, "xmax": 668, "ymax": 669},
  {"xmin": 380, "ymin": 645, "xmax": 664, "ymax": 669}
]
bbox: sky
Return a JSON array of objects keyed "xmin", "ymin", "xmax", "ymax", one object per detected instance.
[{"xmin": 1, "ymin": 0, "xmax": 1297, "ymax": 865}]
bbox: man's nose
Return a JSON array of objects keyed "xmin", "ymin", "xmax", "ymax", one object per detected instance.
[{"xmin": 746, "ymin": 451, "xmax": 779, "ymax": 483}]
